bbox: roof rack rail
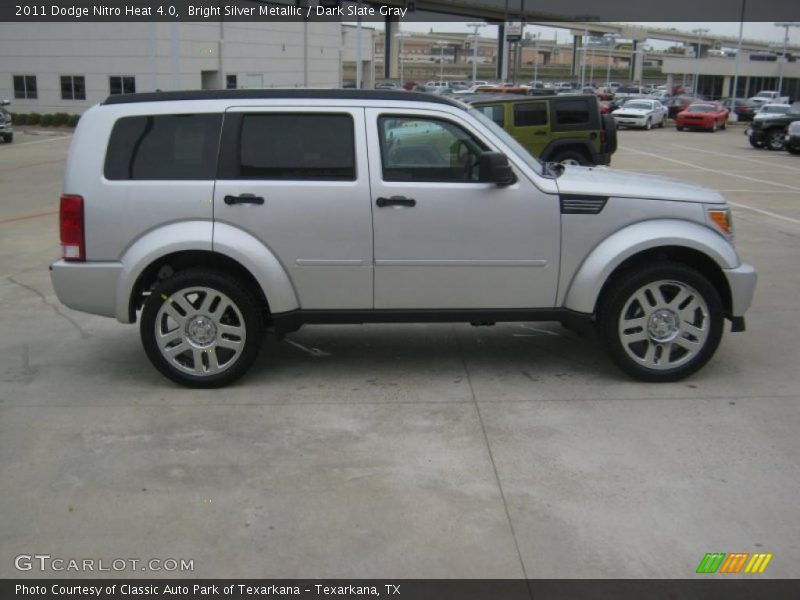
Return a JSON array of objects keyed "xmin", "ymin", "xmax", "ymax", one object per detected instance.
[{"xmin": 102, "ymin": 88, "xmax": 461, "ymax": 107}]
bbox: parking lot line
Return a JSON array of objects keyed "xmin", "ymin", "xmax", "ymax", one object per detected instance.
[
  {"xmin": 0, "ymin": 158, "xmax": 67, "ymax": 173},
  {"xmin": 618, "ymin": 147, "xmax": 800, "ymax": 192},
  {"xmin": 727, "ymin": 202, "xmax": 800, "ymax": 226},
  {"xmin": 0, "ymin": 134, "xmax": 72, "ymax": 147},
  {"xmin": 0, "ymin": 209, "xmax": 57, "ymax": 225},
  {"xmin": 668, "ymin": 143, "xmax": 800, "ymax": 173}
]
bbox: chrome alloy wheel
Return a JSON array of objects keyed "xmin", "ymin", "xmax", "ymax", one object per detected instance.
[
  {"xmin": 617, "ymin": 280, "xmax": 710, "ymax": 371},
  {"xmin": 154, "ymin": 286, "xmax": 246, "ymax": 376}
]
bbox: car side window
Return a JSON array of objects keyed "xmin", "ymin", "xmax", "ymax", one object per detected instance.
[
  {"xmin": 553, "ymin": 99, "xmax": 590, "ymax": 126},
  {"xmin": 513, "ymin": 102, "xmax": 548, "ymax": 127},
  {"xmin": 475, "ymin": 105, "xmax": 505, "ymax": 127},
  {"xmin": 104, "ymin": 114, "xmax": 222, "ymax": 180},
  {"xmin": 237, "ymin": 113, "xmax": 355, "ymax": 180},
  {"xmin": 378, "ymin": 116, "xmax": 488, "ymax": 183}
]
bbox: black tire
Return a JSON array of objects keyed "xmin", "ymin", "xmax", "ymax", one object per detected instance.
[
  {"xmin": 676, "ymin": 125, "xmax": 684, "ymax": 131},
  {"xmin": 788, "ymin": 145, "xmax": 800, "ymax": 155},
  {"xmin": 645, "ymin": 118, "xmax": 652, "ymax": 130},
  {"xmin": 1, "ymin": 133, "xmax": 12, "ymax": 143},
  {"xmin": 710, "ymin": 122, "xmax": 718, "ymax": 133},
  {"xmin": 748, "ymin": 136, "xmax": 764, "ymax": 148},
  {"xmin": 553, "ymin": 149, "xmax": 591, "ymax": 166},
  {"xmin": 140, "ymin": 268, "xmax": 265, "ymax": 388},
  {"xmin": 766, "ymin": 129, "xmax": 786, "ymax": 151},
  {"xmin": 598, "ymin": 262, "xmax": 724, "ymax": 382}
]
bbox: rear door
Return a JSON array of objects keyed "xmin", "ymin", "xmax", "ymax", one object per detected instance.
[{"xmin": 213, "ymin": 107, "xmax": 373, "ymax": 309}]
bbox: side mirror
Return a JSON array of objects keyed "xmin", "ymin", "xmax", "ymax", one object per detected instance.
[{"xmin": 478, "ymin": 151, "xmax": 516, "ymax": 186}]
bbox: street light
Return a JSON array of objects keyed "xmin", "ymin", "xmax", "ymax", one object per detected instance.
[
  {"xmin": 395, "ymin": 31, "xmax": 411, "ymax": 89},
  {"xmin": 603, "ymin": 33, "xmax": 616, "ymax": 87},
  {"xmin": 774, "ymin": 22, "xmax": 800, "ymax": 95},
  {"xmin": 692, "ymin": 28, "xmax": 710, "ymax": 95},
  {"xmin": 466, "ymin": 22, "xmax": 487, "ymax": 84}
]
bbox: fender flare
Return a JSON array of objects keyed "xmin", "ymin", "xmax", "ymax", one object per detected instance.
[
  {"xmin": 114, "ymin": 220, "xmax": 298, "ymax": 323},
  {"xmin": 562, "ymin": 219, "xmax": 740, "ymax": 315},
  {"xmin": 540, "ymin": 138, "xmax": 596, "ymax": 163}
]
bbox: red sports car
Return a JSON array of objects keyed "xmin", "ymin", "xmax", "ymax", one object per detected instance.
[{"xmin": 676, "ymin": 102, "xmax": 730, "ymax": 132}]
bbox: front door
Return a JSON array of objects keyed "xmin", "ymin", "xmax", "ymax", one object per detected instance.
[{"xmin": 365, "ymin": 108, "xmax": 560, "ymax": 310}]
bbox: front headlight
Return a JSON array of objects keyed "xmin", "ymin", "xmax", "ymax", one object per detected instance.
[{"xmin": 707, "ymin": 207, "xmax": 733, "ymax": 237}]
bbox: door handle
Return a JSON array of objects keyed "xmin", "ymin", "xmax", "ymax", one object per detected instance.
[
  {"xmin": 224, "ymin": 194, "xmax": 264, "ymax": 206},
  {"xmin": 376, "ymin": 196, "xmax": 416, "ymax": 208},
  {"xmin": 534, "ymin": 131, "xmax": 547, "ymax": 136}
]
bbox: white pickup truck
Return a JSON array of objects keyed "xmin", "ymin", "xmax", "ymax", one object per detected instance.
[{"xmin": 748, "ymin": 90, "xmax": 790, "ymax": 105}]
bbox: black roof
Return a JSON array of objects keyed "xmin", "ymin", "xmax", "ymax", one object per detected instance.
[{"xmin": 103, "ymin": 88, "xmax": 462, "ymax": 107}]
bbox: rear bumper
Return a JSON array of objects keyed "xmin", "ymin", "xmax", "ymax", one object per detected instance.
[
  {"xmin": 50, "ymin": 260, "xmax": 122, "ymax": 319},
  {"xmin": 723, "ymin": 262, "xmax": 757, "ymax": 319},
  {"xmin": 592, "ymin": 151, "xmax": 611, "ymax": 166}
]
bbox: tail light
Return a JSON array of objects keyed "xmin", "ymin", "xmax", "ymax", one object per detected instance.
[{"xmin": 60, "ymin": 194, "xmax": 85, "ymax": 261}]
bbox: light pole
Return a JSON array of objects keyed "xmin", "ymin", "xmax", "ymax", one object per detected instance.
[
  {"xmin": 774, "ymin": 22, "xmax": 800, "ymax": 95},
  {"xmin": 435, "ymin": 41, "xmax": 447, "ymax": 81},
  {"xmin": 604, "ymin": 33, "xmax": 615, "ymax": 88},
  {"xmin": 466, "ymin": 22, "xmax": 487, "ymax": 84},
  {"xmin": 732, "ymin": 0, "xmax": 746, "ymax": 99},
  {"xmin": 532, "ymin": 32, "xmax": 541, "ymax": 84},
  {"xmin": 692, "ymin": 28, "xmax": 710, "ymax": 95},
  {"xmin": 395, "ymin": 31, "xmax": 411, "ymax": 89},
  {"xmin": 580, "ymin": 29, "xmax": 588, "ymax": 88}
]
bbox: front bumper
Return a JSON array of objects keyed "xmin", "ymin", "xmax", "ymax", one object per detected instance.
[
  {"xmin": 50, "ymin": 259, "xmax": 123, "ymax": 319},
  {"xmin": 723, "ymin": 262, "xmax": 757, "ymax": 319},
  {"xmin": 613, "ymin": 115, "xmax": 648, "ymax": 127}
]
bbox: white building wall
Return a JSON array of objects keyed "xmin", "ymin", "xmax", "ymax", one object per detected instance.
[{"xmin": 0, "ymin": 21, "xmax": 343, "ymax": 114}]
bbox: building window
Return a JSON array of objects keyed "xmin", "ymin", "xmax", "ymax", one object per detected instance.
[
  {"xmin": 60, "ymin": 75, "xmax": 86, "ymax": 100},
  {"xmin": 109, "ymin": 76, "xmax": 135, "ymax": 95},
  {"xmin": 13, "ymin": 75, "xmax": 37, "ymax": 99},
  {"xmin": 226, "ymin": 74, "xmax": 237, "ymax": 90}
]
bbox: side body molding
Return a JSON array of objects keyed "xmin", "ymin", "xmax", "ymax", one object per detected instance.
[
  {"xmin": 562, "ymin": 219, "xmax": 741, "ymax": 315},
  {"xmin": 114, "ymin": 220, "xmax": 299, "ymax": 323}
]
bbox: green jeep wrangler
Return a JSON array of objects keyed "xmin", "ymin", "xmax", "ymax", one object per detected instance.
[{"xmin": 464, "ymin": 94, "xmax": 617, "ymax": 166}]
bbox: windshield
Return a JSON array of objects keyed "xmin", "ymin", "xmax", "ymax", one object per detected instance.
[
  {"xmin": 623, "ymin": 101, "xmax": 652, "ymax": 110},
  {"xmin": 469, "ymin": 108, "xmax": 544, "ymax": 176},
  {"xmin": 760, "ymin": 106, "xmax": 789, "ymax": 114},
  {"xmin": 687, "ymin": 104, "xmax": 716, "ymax": 112}
]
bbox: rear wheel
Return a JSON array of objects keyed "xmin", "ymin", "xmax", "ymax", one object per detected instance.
[
  {"xmin": 140, "ymin": 269, "xmax": 265, "ymax": 388},
  {"xmin": 1, "ymin": 133, "xmax": 12, "ymax": 143},
  {"xmin": 598, "ymin": 263, "xmax": 724, "ymax": 382},
  {"xmin": 749, "ymin": 136, "xmax": 764, "ymax": 148},
  {"xmin": 766, "ymin": 129, "xmax": 786, "ymax": 151}
]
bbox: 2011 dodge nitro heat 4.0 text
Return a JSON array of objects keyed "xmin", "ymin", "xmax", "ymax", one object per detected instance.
[{"xmin": 50, "ymin": 90, "xmax": 757, "ymax": 387}]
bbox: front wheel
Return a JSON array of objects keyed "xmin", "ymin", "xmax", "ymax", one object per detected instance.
[
  {"xmin": 598, "ymin": 263, "xmax": 724, "ymax": 382},
  {"xmin": 766, "ymin": 130, "xmax": 786, "ymax": 151},
  {"xmin": 140, "ymin": 269, "xmax": 265, "ymax": 388},
  {"xmin": 1, "ymin": 133, "xmax": 12, "ymax": 143},
  {"xmin": 645, "ymin": 119, "xmax": 652, "ymax": 130},
  {"xmin": 749, "ymin": 136, "xmax": 764, "ymax": 148}
]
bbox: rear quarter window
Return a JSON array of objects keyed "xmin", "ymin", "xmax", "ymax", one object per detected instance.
[{"xmin": 104, "ymin": 114, "xmax": 222, "ymax": 180}]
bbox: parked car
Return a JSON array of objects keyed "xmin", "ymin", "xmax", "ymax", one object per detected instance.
[
  {"xmin": 50, "ymin": 89, "xmax": 755, "ymax": 387},
  {"xmin": 402, "ymin": 81, "xmax": 419, "ymax": 91},
  {"xmin": 748, "ymin": 90, "xmax": 790, "ymax": 105},
  {"xmin": 614, "ymin": 86, "xmax": 648, "ymax": 102},
  {"xmin": 374, "ymin": 82, "xmax": 398, "ymax": 90},
  {"xmin": 719, "ymin": 98, "xmax": 758, "ymax": 122},
  {"xmin": 0, "ymin": 103, "xmax": 12, "ymax": 143},
  {"xmin": 675, "ymin": 102, "xmax": 729, "ymax": 132},
  {"xmin": 747, "ymin": 102, "xmax": 800, "ymax": 150},
  {"xmin": 667, "ymin": 96, "xmax": 702, "ymax": 119},
  {"xmin": 754, "ymin": 103, "xmax": 791, "ymax": 119},
  {"xmin": 611, "ymin": 98, "xmax": 668, "ymax": 130},
  {"xmin": 785, "ymin": 120, "xmax": 800, "ymax": 155},
  {"xmin": 449, "ymin": 80, "xmax": 471, "ymax": 91},
  {"xmin": 423, "ymin": 81, "xmax": 449, "ymax": 92},
  {"xmin": 466, "ymin": 93, "xmax": 617, "ymax": 166}
]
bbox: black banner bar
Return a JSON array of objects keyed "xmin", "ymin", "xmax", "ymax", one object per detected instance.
[
  {"xmin": 1, "ymin": 0, "xmax": 799, "ymax": 22},
  {"xmin": 4, "ymin": 579, "xmax": 800, "ymax": 600}
]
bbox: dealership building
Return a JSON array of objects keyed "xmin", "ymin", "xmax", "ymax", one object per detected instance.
[{"xmin": 0, "ymin": 22, "xmax": 375, "ymax": 113}]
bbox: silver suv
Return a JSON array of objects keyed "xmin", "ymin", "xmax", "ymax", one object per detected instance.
[{"xmin": 50, "ymin": 90, "xmax": 756, "ymax": 387}]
